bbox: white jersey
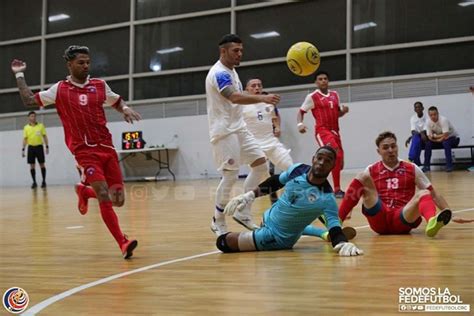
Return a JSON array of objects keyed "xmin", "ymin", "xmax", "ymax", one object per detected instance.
[
  {"xmin": 410, "ymin": 113, "xmax": 427, "ymax": 133},
  {"xmin": 205, "ymin": 60, "xmax": 245, "ymax": 143},
  {"xmin": 425, "ymin": 115, "xmax": 458, "ymax": 138},
  {"xmin": 242, "ymin": 102, "xmax": 277, "ymax": 148}
]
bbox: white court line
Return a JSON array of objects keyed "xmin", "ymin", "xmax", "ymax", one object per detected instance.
[
  {"xmin": 66, "ymin": 226, "xmax": 84, "ymax": 230},
  {"xmin": 22, "ymin": 208, "xmax": 473, "ymax": 315}
]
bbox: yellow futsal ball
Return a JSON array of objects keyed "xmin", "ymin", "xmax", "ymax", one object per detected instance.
[{"xmin": 286, "ymin": 42, "xmax": 320, "ymax": 76}]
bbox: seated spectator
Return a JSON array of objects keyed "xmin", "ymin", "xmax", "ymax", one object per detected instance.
[{"xmin": 423, "ymin": 106, "xmax": 460, "ymax": 172}]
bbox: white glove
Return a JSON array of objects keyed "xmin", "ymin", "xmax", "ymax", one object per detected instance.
[
  {"xmin": 224, "ymin": 191, "xmax": 256, "ymax": 216},
  {"xmin": 334, "ymin": 242, "xmax": 364, "ymax": 256}
]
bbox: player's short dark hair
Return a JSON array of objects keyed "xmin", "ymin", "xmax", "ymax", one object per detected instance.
[
  {"xmin": 375, "ymin": 131, "xmax": 397, "ymax": 147},
  {"xmin": 414, "ymin": 101, "xmax": 423, "ymax": 108},
  {"xmin": 28, "ymin": 111, "xmax": 36, "ymax": 116},
  {"xmin": 315, "ymin": 70, "xmax": 330, "ymax": 81},
  {"xmin": 428, "ymin": 106, "xmax": 438, "ymax": 112},
  {"xmin": 219, "ymin": 34, "xmax": 242, "ymax": 47},
  {"xmin": 63, "ymin": 45, "xmax": 90, "ymax": 61},
  {"xmin": 315, "ymin": 145, "xmax": 337, "ymax": 159},
  {"xmin": 245, "ymin": 77, "xmax": 263, "ymax": 88}
]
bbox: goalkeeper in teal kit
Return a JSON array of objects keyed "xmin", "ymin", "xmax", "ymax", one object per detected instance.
[{"xmin": 217, "ymin": 146, "xmax": 363, "ymax": 256}]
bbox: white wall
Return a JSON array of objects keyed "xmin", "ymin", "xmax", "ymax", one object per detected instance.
[{"xmin": 1, "ymin": 93, "xmax": 472, "ymax": 186}]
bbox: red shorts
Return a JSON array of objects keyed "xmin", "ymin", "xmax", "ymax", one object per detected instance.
[
  {"xmin": 75, "ymin": 145, "xmax": 123, "ymax": 189},
  {"xmin": 315, "ymin": 129, "xmax": 344, "ymax": 153},
  {"xmin": 362, "ymin": 199, "xmax": 422, "ymax": 234}
]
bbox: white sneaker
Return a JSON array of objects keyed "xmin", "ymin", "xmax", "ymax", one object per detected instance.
[
  {"xmin": 232, "ymin": 206, "xmax": 259, "ymax": 230},
  {"xmin": 211, "ymin": 216, "xmax": 228, "ymax": 236}
]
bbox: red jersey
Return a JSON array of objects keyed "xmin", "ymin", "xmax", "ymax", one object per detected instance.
[
  {"xmin": 35, "ymin": 77, "xmax": 121, "ymax": 154},
  {"xmin": 300, "ymin": 89, "xmax": 340, "ymax": 133},
  {"xmin": 367, "ymin": 160, "xmax": 431, "ymax": 210}
]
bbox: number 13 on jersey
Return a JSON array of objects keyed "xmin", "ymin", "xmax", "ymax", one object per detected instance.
[{"xmin": 386, "ymin": 178, "xmax": 399, "ymax": 189}]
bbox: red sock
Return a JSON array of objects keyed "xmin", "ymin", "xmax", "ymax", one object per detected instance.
[
  {"xmin": 339, "ymin": 179, "xmax": 364, "ymax": 221},
  {"xmin": 83, "ymin": 185, "xmax": 97, "ymax": 199},
  {"xmin": 99, "ymin": 201, "xmax": 126, "ymax": 247},
  {"xmin": 419, "ymin": 194, "xmax": 436, "ymax": 222},
  {"xmin": 332, "ymin": 151, "xmax": 343, "ymax": 192}
]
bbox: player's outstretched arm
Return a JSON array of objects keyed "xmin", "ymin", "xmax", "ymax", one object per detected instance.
[
  {"xmin": 329, "ymin": 227, "xmax": 363, "ymax": 256},
  {"xmin": 227, "ymin": 90, "xmax": 280, "ymax": 105},
  {"xmin": 114, "ymin": 100, "xmax": 142, "ymax": 124},
  {"xmin": 339, "ymin": 105, "xmax": 349, "ymax": 117},
  {"xmin": 224, "ymin": 174, "xmax": 284, "ymax": 215},
  {"xmin": 11, "ymin": 59, "xmax": 40, "ymax": 107},
  {"xmin": 296, "ymin": 110, "xmax": 308, "ymax": 133}
]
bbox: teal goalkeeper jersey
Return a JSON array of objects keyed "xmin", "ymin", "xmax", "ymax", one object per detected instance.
[{"xmin": 262, "ymin": 163, "xmax": 341, "ymax": 247}]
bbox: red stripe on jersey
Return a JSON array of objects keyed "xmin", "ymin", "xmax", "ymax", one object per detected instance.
[
  {"xmin": 54, "ymin": 79, "xmax": 113, "ymax": 154},
  {"xmin": 34, "ymin": 94, "xmax": 44, "ymax": 107},
  {"xmin": 310, "ymin": 90, "xmax": 340, "ymax": 133},
  {"xmin": 369, "ymin": 161, "xmax": 416, "ymax": 210}
]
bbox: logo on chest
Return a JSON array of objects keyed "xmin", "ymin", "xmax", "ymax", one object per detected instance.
[{"xmin": 307, "ymin": 192, "xmax": 318, "ymax": 203}]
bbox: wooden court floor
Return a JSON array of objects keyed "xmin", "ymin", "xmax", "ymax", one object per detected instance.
[{"xmin": 0, "ymin": 171, "xmax": 473, "ymax": 315}]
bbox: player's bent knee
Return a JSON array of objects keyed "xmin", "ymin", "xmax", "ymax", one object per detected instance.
[
  {"xmin": 417, "ymin": 189, "xmax": 431, "ymax": 198},
  {"xmin": 216, "ymin": 233, "xmax": 239, "ymax": 253},
  {"xmin": 250, "ymin": 157, "xmax": 267, "ymax": 167}
]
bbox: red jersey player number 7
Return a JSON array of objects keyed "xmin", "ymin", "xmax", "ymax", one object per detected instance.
[{"xmin": 11, "ymin": 45, "xmax": 142, "ymax": 259}]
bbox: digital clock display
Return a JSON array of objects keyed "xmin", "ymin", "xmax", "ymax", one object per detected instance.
[{"xmin": 122, "ymin": 131, "xmax": 145, "ymax": 150}]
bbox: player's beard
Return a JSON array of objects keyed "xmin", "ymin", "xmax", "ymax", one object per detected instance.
[{"xmin": 311, "ymin": 168, "xmax": 330, "ymax": 179}]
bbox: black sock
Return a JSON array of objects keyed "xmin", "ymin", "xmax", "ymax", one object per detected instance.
[
  {"xmin": 30, "ymin": 169, "xmax": 36, "ymax": 183},
  {"xmin": 41, "ymin": 167, "xmax": 46, "ymax": 182}
]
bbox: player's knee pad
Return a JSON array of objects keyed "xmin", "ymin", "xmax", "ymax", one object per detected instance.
[{"xmin": 216, "ymin": 233, "xmax": 237, "ymax": 253}]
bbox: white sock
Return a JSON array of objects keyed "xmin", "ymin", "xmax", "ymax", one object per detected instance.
[
  {"xmin": 215, "ymin": 170, "xmax": 238, "ymax": 220},
  {"xmin": 244, "ymin": 163, "xmax": 269, "ymax": 192}
]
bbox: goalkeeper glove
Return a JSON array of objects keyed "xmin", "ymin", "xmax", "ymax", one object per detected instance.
[
  {"xmin": 334, "ymin": 242, "xmax": 364, "ymax": 256},
  {"xmin": 224, "ymin": 191, "xmax": 256, "ymax": 216}
]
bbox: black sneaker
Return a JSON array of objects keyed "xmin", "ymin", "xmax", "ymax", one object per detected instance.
[
  {"xmin": 41, "ymin": 182, "xmax": 47, "ymax": 188},
  {"xmin": 31, "ymin": 183, "xmax": 37, "ymax": 189},
  {"xmin": 335, "ymin": 190, "xmax": 345, "ymax": 198}
]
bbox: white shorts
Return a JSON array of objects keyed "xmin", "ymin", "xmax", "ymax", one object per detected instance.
[
  {"xmin": 263, "ymin": 142, "xmax": 293, "ymax": 171},
  {"xmin": 212, "ymin": 129, "xmax": 266, "ymax": 171}
]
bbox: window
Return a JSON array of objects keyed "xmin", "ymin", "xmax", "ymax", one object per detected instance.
[
  {"xmin": 134, "ymin": 71, "xmax": 208, "ymax": 100},
  {"xmin": 136, "ymin": 0, "xmax": 229, "ymax": 20},
  {"xmin": 0, "ymin": 0, "xmax": 41, "ymax": 41},
  {"xmin": 236, "ymin": 0, "xmax": 346, "ymax": 61},
  {"xmin": 108, "ymin": 79, "xmax": 129, "ymax": 101},
  {"xmin": 0, "ymin": 92, "xmax": 29, "ymax": 114},
  {"xmin": 352, "ymin": 0, "xmax": 474, "ymax": 48},
  {"xmin": 352, "ymin": 42, "xmax": 474, "ymax": 79},
  {"xmin": 46, "ymin": 28, "xmax": 130, "ymax": 83},
  {"xmin": 238, "ymin": 56, "xmax": 346, "ymax": 89},
  {"xmin": 47, "ymin": 0, "xmax": 130, "ymax": 34},
  {"xmin": 0, "ymin": 42, "xmax": 41, "ymax": 89},
  {"xmin": 135, "ymin": 14, "xmax": 230, "ymax": 73}
]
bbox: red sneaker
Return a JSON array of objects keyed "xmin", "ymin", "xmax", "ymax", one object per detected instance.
[
  {"xmin": 121, "ymin": 237, "xmax": 138, "ymax": 259},
  {"xmin": 74, "ymin": 183, "xmax": 89, "ymax": 215}
]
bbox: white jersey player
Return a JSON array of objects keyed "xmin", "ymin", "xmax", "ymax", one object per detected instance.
[
  {"xmin": 242, "ymin": 78, "xmax": 293, "ymax": 171},
  {"xmin": 206, "ymin": 34, "xmax": 280, "ymax": 236}
]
